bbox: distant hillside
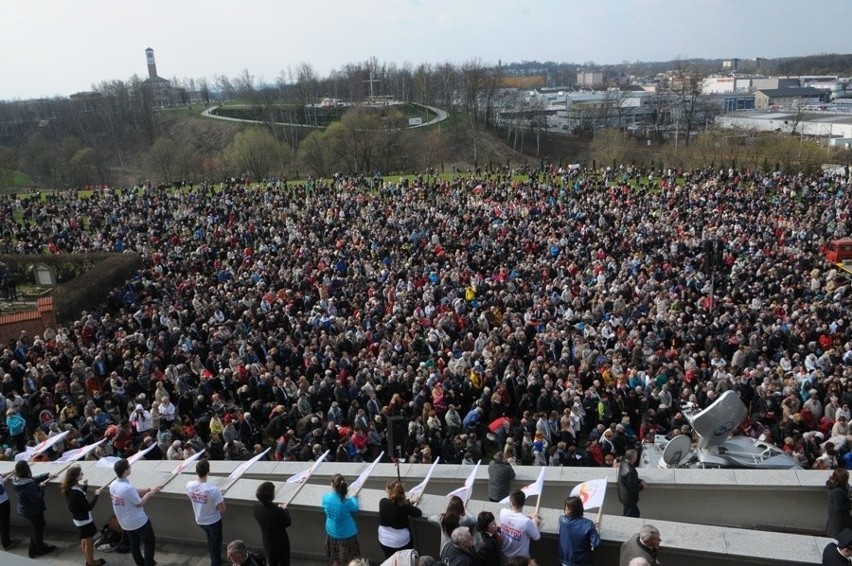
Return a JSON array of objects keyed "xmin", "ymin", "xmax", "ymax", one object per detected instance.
[{"xmin": 776, "ymin": 53, "xmax": 852, "ymax": 77}]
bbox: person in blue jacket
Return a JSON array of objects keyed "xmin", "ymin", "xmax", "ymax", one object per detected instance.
[
  {"xmin": 321, "ymin": 474, "xmax": 360, "ymax": 566},
  {"xmin": 558, "ymin": 496, "xmax": 601, "ymax": 566}
]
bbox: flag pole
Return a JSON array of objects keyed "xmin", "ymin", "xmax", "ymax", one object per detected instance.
[
  {"xmin": 350, "ymin": 451, "xmax": 385, "ymax": 497},
  {"xmin": 594, "ymin": 491, "xmax": 606, "ymax": 528},
  {"xmin": 219, "ymin": 475, "xmax": 241, "ymax": 495},
  {"xmin": 282, "ymin": 470, "xmax": 315, "ymax": 506}
]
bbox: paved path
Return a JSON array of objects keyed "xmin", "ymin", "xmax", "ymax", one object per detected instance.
[{"xmin": 201, "ymin": 100, "xmax": 448, "ymax": 129}]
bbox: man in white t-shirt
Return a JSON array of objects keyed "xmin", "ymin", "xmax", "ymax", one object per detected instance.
[
  {"xmin": 109, "ymin": 459, "xmax": 160, "ymax": 566},
  {"xmin": 499, "ymin": 490, "xmax": 541, "ymax": 559},
  {"xmin": 186, "ymin": 459, "xmax": 226, "ymax": 566}
]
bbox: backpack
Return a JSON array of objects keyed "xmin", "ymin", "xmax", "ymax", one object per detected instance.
[{"xmin": 94, "ymin": 516, "xmax": 129, "ymax": 554}]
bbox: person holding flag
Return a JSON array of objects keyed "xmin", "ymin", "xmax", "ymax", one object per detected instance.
[
  {"xmin": 558, "ymin": 496, "xmax": 601, "ymax": 566},
  {"xmin": 186, "ymin": 459, "xmax": 226, "ymax": 566},
  {"xmin": 253, "ymin": 481, "xmax": 291, "ymax": 566},
  {"xmin": 322, "ymin": 473, "xmax": 360, "ymax": 566},
  {"xmin": 12, "ymin": 460, "xmax": 57, "ymax": 558},
  {"xmin": 109, "ymin": 458, "xmax": 161, "ymax": 566},
  {"xmin": 378, "ymin": 479, "xmax": 422, "ymax": 558},
  {"xmin": 499, "ymin": 490, "xmax": 541, "ymax": 560},
  {"xmin": 61, "ymin": 465, "xmax": 106, "ymax": 566}
]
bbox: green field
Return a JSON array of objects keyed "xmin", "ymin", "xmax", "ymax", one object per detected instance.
[{"xmin": 1, "ymin": 171, "xmax": 34, "ymax": 191}]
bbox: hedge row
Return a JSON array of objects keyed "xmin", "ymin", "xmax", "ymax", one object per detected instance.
[{"xmin": 0, "ymin": 253, "xmax": 143, "ymax": 323}]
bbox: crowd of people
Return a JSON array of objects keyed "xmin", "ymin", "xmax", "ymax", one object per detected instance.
[{"xmin": 0, "ymin": 163, "xmax": 849, "ymax": 563}]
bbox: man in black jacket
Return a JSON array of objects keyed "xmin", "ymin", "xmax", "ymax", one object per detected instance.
[
  {"xmin": 617, "ymin": 449, "xmax": 646, "ymax": 517},
  {"xmin": 823, "ymin": 528, "xmax": 852, "ymax": 566}
]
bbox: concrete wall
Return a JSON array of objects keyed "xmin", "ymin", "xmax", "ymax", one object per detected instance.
[{"xmin": 0, "ymin": 460, "xmax": 832, "ymax": 565}]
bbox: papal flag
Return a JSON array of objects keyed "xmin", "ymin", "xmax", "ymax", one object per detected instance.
[
  {"xmin": 407, "ymin": 456, "xmax": 440, "ymax": 500},
  {"xmin": 349, "ymin": 452, "xmax": 384, "ymax": 494},
  {"xmin": 95, "ymin": 442, "xmax": 158, "ymax": 470},
  {"xmin": 447, "ymin": 460, "xmax": 480, "ymax": 502},
  {"xmin": 15, "ymin": 430, "xmax": 70, "ymax": 462},
  {"xmin": 55, "ymin": 439, "xmax": 107, "ymax": 463},
  {"xmin": 286, "ymin": 449, "xmax": 330, "ymax": 484},
  {"xmin": 500, "ymin": 466, "xmax": 545, "ymax": 504},
  {"xmin": 172, "ymin": 449, "xmax": 207, "ymax": 475},
  {"xmin": 569, "ymin": 478, "xmax": 608, "ymax": 510},
  {"xmin": 227, "ymin": 448, "xmax": 271, "ymax": 481}
]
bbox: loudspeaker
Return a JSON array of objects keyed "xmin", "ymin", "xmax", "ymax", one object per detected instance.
[{"xmin": 387, "ymin": 416, "xmax": 407, "ymax": 460}]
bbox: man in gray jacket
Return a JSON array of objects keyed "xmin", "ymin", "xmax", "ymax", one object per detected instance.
[
  {"xmin": 487, "ymin": 452, "xmax": 515, "ymax": 502},
  {"xmin": 620, "ymin": 524, "xmax": 661, "ymax": 566}
]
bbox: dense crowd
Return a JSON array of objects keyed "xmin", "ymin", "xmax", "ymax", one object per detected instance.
[{"xmin": 0, "ymin": 164, "xmax": 850, "ymax": 479}]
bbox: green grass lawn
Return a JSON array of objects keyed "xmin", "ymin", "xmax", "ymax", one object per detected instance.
[{"xmin": 0, "ymin": 171, "xmax": 34, "ymax": 192}]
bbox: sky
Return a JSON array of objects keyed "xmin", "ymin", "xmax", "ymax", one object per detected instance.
[{"xmin": 2, "ymin": 0, "xmax": 850, "ymax": 101}]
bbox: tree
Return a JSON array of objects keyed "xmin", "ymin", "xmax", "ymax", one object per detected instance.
[
  {"xmin": 434, "ymin": 62, "xmax": 458, "ymax": 114},
  {"xmin": 68, "ymin": 147, "xmax": 98, "ymax": 188},
  {"xmin": 234, "ymin": 69, "xmax": 256, "ymax": 101},
  {"xmin": 145, "ymin": 137, "xmax": 181, "ymax": 183},
  {"xmin": 224, "ymin": 128, "xmax": 292, "ymax": 179},
  {"xmin": 590, "ymin": 128, "xmax": 632, "ymax": 169},
  {"xmin": 0, "ymin": 146, "xmax": 18, "ymax": 187},
  {"xmin": 297, "ymin": 129, "xmax": 336, "ymax": 178},
  {"xmin": 671, "ymin": 60, "xmax": 716, "ymax": 147}
]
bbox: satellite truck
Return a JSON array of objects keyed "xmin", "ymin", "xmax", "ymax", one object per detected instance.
[{"xmin": 640, "ymin": 390, "xmax": 801, "ymax": 470}]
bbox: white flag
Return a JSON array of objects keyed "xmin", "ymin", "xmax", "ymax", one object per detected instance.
[
  {"xmin": 15, "ymin": 430, "xmax": 71, "ymax": 461},
  {"xmin": 286, "ymin": 449, "xmax": 330, "ymax": 483},
  {"xmin": 171, "ymin": 449, "xmax": 207, "ymax": 475},
  {"xmin": 128, "ymin": 442, "xmax": 159, "ymax": 464},
  {"xmin": 96, "ymin": 456, "xmax": 121, "ymax": 469},
  {"xmin": 569, "ymin": 478, "xmax": 608, "ymax": 510},
  {"xmin": 407, "ymin": 456, "xmax": 440, "ymax": 500},
  {"xmin": 55, "ymin": 439, "xmax": 107, "ymax": 463},
  {"xmin": 227, "ymin": 448, "xmax": 271, "ymax": 481},
  {"xmin": 96, "ymin": 443, "xmax": 156, "ymax": 471},
  {"xmin": 447, "ymin": 460, "xmax": 480, "ymax": 501},
  {"xmin": 349, "ymin": 451, "xmax": 384, "ymax": 494},
  {"xmin": 500, "ymin": 467, "xmax": 546, "ymax": 504}
]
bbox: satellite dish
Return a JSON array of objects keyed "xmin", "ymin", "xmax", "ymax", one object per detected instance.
[{"xmin": 662, "ymin": 434, "xmax": 693, "ymax": 468}]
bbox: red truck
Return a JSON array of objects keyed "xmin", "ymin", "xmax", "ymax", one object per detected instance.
[{"xmin": 823, "ymin": 239, "xmax": 852, "ymax": 276}]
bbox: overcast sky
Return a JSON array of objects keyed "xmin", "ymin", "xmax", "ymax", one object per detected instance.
[{"xmin": 3, "ymin": 0, "xmax": 849, "ymax": 101}]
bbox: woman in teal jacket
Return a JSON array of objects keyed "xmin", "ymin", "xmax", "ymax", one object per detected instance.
[
  {"xmin": 321, "ymin": 474, "xmax": 359, "ymax": 566},
  {"xmin": 6, "ymin": 408, "xmax": 26, "ymax": 453}
]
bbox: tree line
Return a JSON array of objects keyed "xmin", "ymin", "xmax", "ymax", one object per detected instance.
[{"xmin": 0, "ymin": 58, "xmax": 510, "ymax": 188}]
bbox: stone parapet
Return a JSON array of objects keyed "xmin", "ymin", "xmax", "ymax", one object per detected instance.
[{"xmin": 0, "ymin": 460, "xmax": 829, "ymax": 565}]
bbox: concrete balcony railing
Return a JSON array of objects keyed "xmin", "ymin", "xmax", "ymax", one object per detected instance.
[{"xmin": 0, "ymin": 460, "xmax": 833, "ymax": 565}]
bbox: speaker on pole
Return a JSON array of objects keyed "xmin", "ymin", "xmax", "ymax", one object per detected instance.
[{"xmin": 387, "ymin": 416, "xmax": 407, "ymax": 460}]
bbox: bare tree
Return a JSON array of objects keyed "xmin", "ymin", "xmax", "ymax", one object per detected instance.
[
  {"xmin": 434, "ymin": 62, "xmax": 458, "ymax": 114},
  {"xmin": 671, "ymin": 60, "xmax": 715, "ymax": 147}
]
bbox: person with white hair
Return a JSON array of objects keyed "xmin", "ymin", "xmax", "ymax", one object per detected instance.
[
  {"xmin": 439, "ymin": 526, "xmax": 476, "ymax": 565},
  {"xmin": 628, "ymin": 558, "xmax": 651, "ymax": 566},
  {"xmin": 619, "ymin": 524, "xmax": 661, "ymax": 566},
  {"xmin": 166, "ymin": 440, "xmax": 184, "ymax": 460}
]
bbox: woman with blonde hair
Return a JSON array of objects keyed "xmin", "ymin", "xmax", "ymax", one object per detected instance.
[
  {"xmin": 377, "ymin": 479, "xmax": 422, "ymax": 558},
  {"xmin": 61, "ymin": 465, "xmax": 105, "ymax": 566}
]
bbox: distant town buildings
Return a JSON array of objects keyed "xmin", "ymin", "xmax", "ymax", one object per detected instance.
[{"xmin": 576, "ymin": 70, "xmax": 604, "ymax": 89}]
